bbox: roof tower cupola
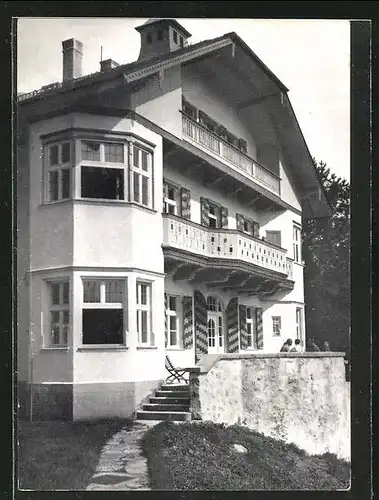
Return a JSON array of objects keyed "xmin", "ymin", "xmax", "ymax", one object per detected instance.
[{"xmin": 134, "ymin": 18, "xmax": 192, "ymax": 61}]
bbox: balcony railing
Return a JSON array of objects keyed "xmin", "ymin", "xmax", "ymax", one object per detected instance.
[
  {"xmin": 163, "ymin": 214, "xmax": 293, "ymax": 278},
  {"xmin": 182, "ymin": 114, "xmax": 281, "ymax": 195}
]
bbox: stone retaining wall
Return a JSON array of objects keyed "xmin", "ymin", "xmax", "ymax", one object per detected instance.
[{"xmin": 190, "ymin": 353, "xmax": 350, "ymax": 461}]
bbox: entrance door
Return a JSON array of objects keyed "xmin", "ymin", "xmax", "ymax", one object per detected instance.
[{"xmin": 207, "ymin": 296, "xmax": 224, "ymax": 354}]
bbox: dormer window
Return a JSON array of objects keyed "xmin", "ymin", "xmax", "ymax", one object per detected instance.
[
  {"xmin": 147, "ymin": 32, "xmax": 152, "ymax": 44},
  {"xmin": 173, "ymin": 31, "xmax": 178, "ymax": 44},
  {"xmin": 179, "ymin": 35, "xmax": 183, "ymax": 47},
  {"xmin": 157, "ymin": 30, "xmax": 163, "ymax": 41}
]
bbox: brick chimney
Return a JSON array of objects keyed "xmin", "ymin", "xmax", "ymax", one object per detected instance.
[
  {"xmin": 135, "ymin": 19, "xmax": 191, "ymax": 62},
  {"xmin": 62, "ymin": 38, "xmax": 83, "ymax": 82}
]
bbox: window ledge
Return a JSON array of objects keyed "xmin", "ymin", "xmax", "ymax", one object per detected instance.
[
  {"xmin": 77, "ymin": 346, "xmax": 129, "ymax": 352},
  {"xmin": 40, "ymin": 347, "xmax": 71, "ymax": 352},
  {"xmin": 38, "ymin": 199, "xmax": 72, "ymax": 208},
  {"xmin": 72, "ymin": 198, "xmax": 158, "ymax": 213},
  {"xmin": 137, "ymin": 345, "xmax": 158, "ymax": 350},
  {"xmin": 165, "ymin": 347, "xmax": 187, "ymax": 351}
]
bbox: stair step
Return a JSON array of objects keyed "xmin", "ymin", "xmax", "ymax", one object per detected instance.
[
  {"xmin": 150, "ymin": 396, "xmax": 190, "ymax": 404},
  {"xmin": 136, "ymin": 410, "xmax": 191, "ymax": 421},
  {"xmin": 143, "ymin": 403, "xmax": 190, "ymax": 412},
  {"xmin": 160, "ymin": 384, "xmax": 189, "ymax": 392},
  {"xmin": 156, "ymin": 390, "xmax": 189, "ymax": 398}
]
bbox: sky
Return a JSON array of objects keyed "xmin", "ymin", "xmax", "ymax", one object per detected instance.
[{"xmin": 16, "ymin": 18, "xmax": 350, "ymax": 181}]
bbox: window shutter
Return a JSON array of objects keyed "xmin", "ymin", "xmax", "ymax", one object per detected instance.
[
  {"xmin": 194, "ymin": 290, "xmax": 208, "ymax": 363},
  {"xmin": 239, "ymin": 305, "xmax": 247, "ymax": 350},
  {"xmin": 236, "ymin": 213, "xmax": 245, "ymax": 231},
  {"xmin": 255, "ymin": 307, "xmax": 263, "ymax": 349},
  {"xmin": 226, "ymin": 297, "xmax": 239, "ymax": 353},
  {"xmin": 220, "ymin": 206, "xmax": 229, "ymax": 228},
  {"xmin": 266, "ymin": 231, "xmax": 281, "ymax": 247},
  {"xmin": 164, "ymin": 293, "xmax": 168, "ymax": 348},
  {"xmin": 200, "ymin": 197, "xmax": 210, "ymax": 226},
  {"xmin": 180, "ymin": 188, "xmax": 191, "ymax": 220},
  {"xmin": 182, "ymin": 296, "xmax": 193, "ymax": 349}
]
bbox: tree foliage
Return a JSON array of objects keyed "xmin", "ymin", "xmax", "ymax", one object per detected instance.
[{"xmin": 302, "ymin": 161, "xmax": 350, "ymax": 354}]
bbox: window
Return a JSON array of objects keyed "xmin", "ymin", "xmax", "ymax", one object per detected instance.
[
  {"xmin": 166, "ymin": 295, "xmax": 179, "ymax": 347},
  {"xmin": 207, "ymin": 296, "xmax": 222, "ymax": 312},
  {"xmin": 173, "ymin": 30, "xmax": 178, "ymax": 43},
  {"xmin": 49, "ymin": 281, "xmax": 69, "ymax": 346},
  {"xmin": 147, "ymin": 32, "xmax": 152, "ymax": 44},
  {"xmin": 266, "ymin": 231, "xmax": 282, "ymax": 247},
  {"xmin": 80, "ymin": 140, "xmax": 125, "ymax": 200},
  {"xmin": 82, "ymin": 279, "xmax": 125, "ymax": 345},
  {"xmin": 296, "ymin": 308, "xmax": 303, "ymax": 340},
  {"xmin": 136, "ymin": 282, "xmax": 153, "ymax": 345},
  {"xmin": 163, "ymin": 182, "xmax": 180, "ymax": 215},
  {"xmin": 157, "ymin": 30, "xmax": 163, "ymax": 41},
  {"xmin": 246, "ymin": 306, "xmax": 255, "ymax": 348},
  {"xmin": 46, "ymin": 142, "xmax": 72, "ymax": 202},
  {"xmin": 179, "ymin": 35, "xmax": 183, "ymax": 47},
  {"xmin": 131, "ymin": 145, "xmax": 153, "ymax": 207},
  {"xmin": 208, "ymin": 202, "xmax": 221, "ymax": 228},
  {"xmin": 293, "ymin": 225, "xmax": 302, "ymax": 263},
  {"xmin": 272, "ymin": 316, "xmax": 281, "ymax": 336}
]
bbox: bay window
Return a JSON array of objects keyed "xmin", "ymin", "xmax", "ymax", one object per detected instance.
[
  {"xmin": 136, "ymin": 282, "xmax": 154, "ymax": 346},
  {"xmin": 82, "ymin": 278, "xmax": 126, "ymax": 345},
  {"xmin": 46, "ymin": 142, "xmax": 72, "ymax": 202},
  {"xmin": 131, "ymin": 145, "xmax": 153, "ymax": 208},
  {"xmin": 48, "ymin": 280, "xmax": 69, "ymax": 346}
]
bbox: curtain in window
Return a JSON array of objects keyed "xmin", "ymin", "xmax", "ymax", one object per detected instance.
[
  {"xmin": 226, "ymin": 297, "xmax": 239, "ymax": 353},
  {"xmin": 180, "ymin": 188, "xmax": 191, "ymax": 220},
  {"xmin": 194, "ymin": 290, "xmax": 208, "ymax": 363},
  {"xmin": 200, "ymin": 197, "xmax": 210, "ymax": 226},
  {"xmin": 220, "ymin": 206, "xmax": 228, "ymax": 228},
  {"xmin": 236, "ymin": 213, "xmax": 245, "ymax": 231},
  {"xmin": 255, "ymin": 307, "xmax": 263, "ymax": 349},
  {"xmin": 239, "ymin": 304, "xmax": 248, "ymax": 350},
  {"xmin": 182, "ymin": 296, "xmax": 193, "ymax": 349}
]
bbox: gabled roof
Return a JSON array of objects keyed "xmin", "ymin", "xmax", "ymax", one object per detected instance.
[{"xmin": 17, "ymin": 27, "xmax": 331, "ymax": 219}]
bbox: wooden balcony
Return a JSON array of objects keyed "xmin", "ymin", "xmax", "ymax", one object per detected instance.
[
  {"xmin": 182, "ymin": 114, "xmax": 281, "ymax": 196},
  {"xmin": 162, "ymin": 214, "xmax": 294, "ymax": 296}
]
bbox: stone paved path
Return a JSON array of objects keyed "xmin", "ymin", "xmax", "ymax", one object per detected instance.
[{"xmin": 86, "ymin": 421, "xmax": 159, "ymax": 491}]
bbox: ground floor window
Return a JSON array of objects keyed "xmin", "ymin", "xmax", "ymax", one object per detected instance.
[
  {"xmin": 136, "ymin": 282, "xmax": 153, "ymax": 345},
  {"xmin": 272, "ymin": 316, "xmax": 281, "ymax": 336},
  {"xmin": 82, "ymin": 278, "xmax": 125, "ymax": 345},
  {"xmin": 296, "ymin": 307, "xmax": 304, "ymax": 339},
  {"xmin": 166, "ymin": 295, "xmax": 179, "ymax": 347},
  {"xmin": 246, "ymin": 306, "xmax": 255, "ymax": 348},
  {"xmin": 49, "ymin": 280, "xmax": 69, "ymax": 346}
]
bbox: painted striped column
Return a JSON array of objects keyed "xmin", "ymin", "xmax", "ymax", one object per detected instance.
[
  {"xmin": 194, "ymin": 290, "xmax": 208, "ymax": 363},
  {"xmin": 164, "ymin": 293, "xmax": 168, "ymax": 348},
  {"xmin": 182, "ymin": 296, "xmax": 193, "ymax": 349},
  {"xmin": 239, "ymin": 304, "xmax": 248, "ymax": 350},
  {"xmin": 226, "ymin": 297, "xmax": 239, "ymax": 353},
  {"xmin": 256, "ymin": 307, "xmax": 264, "ymax": 350}
]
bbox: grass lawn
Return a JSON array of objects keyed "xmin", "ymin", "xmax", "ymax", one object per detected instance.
[
  {"xmin": 141, "ymin": 421, "xmax": 350, "ymax": 491},
  {"xmin": 18, "ymin": 419, "xmax": 130, "ymax": 490}
]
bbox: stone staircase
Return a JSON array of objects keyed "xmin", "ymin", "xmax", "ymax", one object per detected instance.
[{"xmin": 136, "ymin": 383, "xmax": 191, "ymax": 421}]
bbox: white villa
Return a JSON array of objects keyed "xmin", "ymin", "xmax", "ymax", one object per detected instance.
[{"xmin": 17, "ymin": 19, "xmax": 331, "ymax": 420}]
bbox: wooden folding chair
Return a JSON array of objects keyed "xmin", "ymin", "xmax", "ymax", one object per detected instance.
[{"xmin": 165, "ymin": 355, "xmax": 188, "ymax": 384}]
